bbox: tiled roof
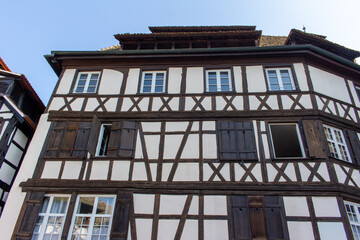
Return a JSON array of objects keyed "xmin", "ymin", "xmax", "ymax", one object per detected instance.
[
  {"xmin": 149, "ymin": 25, "xmax": 256, "ymax": 33},
  {"xmin": 259, "ymin": 36, "xmax": 287, "ymax": 47},
  {"xmin": 99, "ymin": 45, "xmax": 122, "ymax": 51}
]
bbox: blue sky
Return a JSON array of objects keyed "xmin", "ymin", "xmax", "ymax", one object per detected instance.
[{"xmin": 1, "ymin": 0, "xmax": 360, "ymax": 104}]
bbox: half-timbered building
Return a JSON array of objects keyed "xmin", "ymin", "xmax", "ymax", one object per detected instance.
[
  {"xmin": 0, "ymin": 57, "xmax": 44, "ymax": 216},
  {"xmin": 2, "ymin": 26, "xmax": 360, "ymax": 240}
]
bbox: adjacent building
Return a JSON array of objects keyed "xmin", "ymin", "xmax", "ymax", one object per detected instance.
[
  {"xmin": 0, "ymin": 57, "xmax": 44, "ymax": 216},
  {"xmin": 2, "ymin": 26, "xmax": 360, "ymax": 240}
]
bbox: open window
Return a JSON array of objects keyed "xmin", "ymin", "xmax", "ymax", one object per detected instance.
[
  {"xmin": 96, "ymin": 124, "xmax": 111, "ymax": 156},
  {"xmin": 269, "ymin": 123, "xmax": 305, "ymax": 158},
  {"xmin": 323, "ymin": 125, "xmax": 352, "ymax": 162}
]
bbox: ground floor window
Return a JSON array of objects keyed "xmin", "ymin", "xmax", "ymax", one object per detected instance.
[
  {"xmin": 32, "ymin": 195, "xmax": 69, "ymax": 240},
  {"xmin": 69, "ymin": 195, "xmax": 115, "ymax": 240}
]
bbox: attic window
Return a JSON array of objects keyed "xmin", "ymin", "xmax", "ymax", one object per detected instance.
[{"xmin": 269, "ymin": 123, "xmax": 304, "ymax": 158}]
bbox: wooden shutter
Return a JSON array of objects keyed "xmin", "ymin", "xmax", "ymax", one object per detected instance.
[
  {"xmin": 44, "ymin": 122, "xmax": 66, "ymax": 157},
  {"xmin": 231, "ymin": 195, "xmax": 251, "ymax": 239},
  {"xmin": 108, "ymin": 121, "xmax": 137, "ymax": 157},
  {"xmin": 14, "ymin": 192, "xmax": 44, "ymax": 240},
  {"xmin": 110, "ymin": 193, "xmax": 131, "ymax": 240},
  {"xmin": 345, "ymin": 130, "xmax": 360, "ymax": 165},
  {"xmin": 72, "ymin": 122, "xmax": 91, "ymax": 158},
  {"xmin": 87, "ymin": 115, "xmax": 101, "ymax": 157},
  {"xmin": 248, "ymin": 196, "xmax": 267, "ymax": 240},
  {"xmin": 218, "ymin": 121, "xmax": 257, "ymax": 160},
  {"xmin": 302, "ymin": 120, "xmax": 327, "ymax": 159},
  {"xmin": 264, "ymin": 196, "xmax": 287, "ymax": 240},
  {"xmin": 58, "ymin": 122, "xmax": 78, "ymax": 157}
]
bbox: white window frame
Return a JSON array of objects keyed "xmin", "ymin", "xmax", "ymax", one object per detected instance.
[
  {"xmin": 95, "ymin": 124, "xmax": 111, "ymax": 157},
  {"xmin": 323, "ymin": 125, "xmax": 352, "ymax": 162},
  {"xmin": 344, "ymin": 201, "xmax": 360, "ymax": 240},
  {"xmin": 32, "ymin": 195, "xmax": 70, "ymax": 240},
  {"xmin": 205, "ymin": 69, "xmax": 232, "ymax": 92},
  {"xmin": 269, "ymin": 123, "xmax": 305, "ymax": 159},
  {"xmin": 140, "ymin": 71, "xmax": 166, "ymax": 93},
  {"xmin": 74, "ymin": 71, "xmax": 101, "ymax": 93},
  {"xmin": 265, "ymin": 67, "xmax": 296, "ymax": 91},
  {"xmin": 68, "ymin": 195, "xmax": 116, "ymax": 240}
]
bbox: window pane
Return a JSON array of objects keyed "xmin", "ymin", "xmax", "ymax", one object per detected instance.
[
  {"xmin": 208, "ymin": 85, "xmax": 217, "ymax": 92},
  {"xmin": 143, "ymin": 80, "xmax": 152, "ymax": 86},
  {"xmin": 270, "ymin": 84, "xmax": 280, "ymax": 91},
  {"xmin": 144, "ymin": 73, "xmax": 153, "ymax": 80},
  {"xmin": 283, "ymin": 83, "xmax": 293, "ymax": 90},
  {"xmin": 143, "ymin": 87, "xmax": 151, "ymax": 93},
  {"xmin": 90, "ymin": 74, "xmax": 99, "ymax": 80},
  {"xmin": 156, "ymin": 73, "xmax": 164, "ymax": 80},
  {"xmin": 50, "ymin": 197, "xmax": 68, "ymax": 214},
  {"xmin": 79, "ymin": 74, "xmax": 88, "ymax": 80},
  {"xmin": 270, "ymin": 124, "xmax": 303, "ymax": 158},
  {"xmin": 221, "ymin": 85, "xmax": 230, "ymax": 91},
  {"xmin": 78, "ymin": 197, "xmax": 94, "ymax": 214},
  {"xmin": 40, "ymin": 197, "xmax": 50, "ymax": 213},
  {"xmin": 96, "ymin": 198, "xmax": 114, "ymax": 214},
  {"xmin": 155, "ymin": 86, "xmax": 163, "ymax": 92}
]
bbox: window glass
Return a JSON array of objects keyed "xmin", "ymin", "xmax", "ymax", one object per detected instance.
[
  {"xmin": 206, "ymin": 69, "xmax": 231, "ymax": 92},
  {"xmin": 269, "ymin": 124, "xmax": 304, "ymax": 158},
  {"xmin": 345, "ymin": 201, "xmax": 360, "ymax": 240},
  {"xmin": 266, "ymin": 68, "xmax": 295, "ymax": 91},
  {"xmin": 74, "ymin": 72, "xmax": 100, "ymax": 93},
  {"xmin": 141, "ymin": 71, "xmax": 166, "ymax": 93},
  {"xmin": 96, "ymin": 124, "xmax": 111, "ymax": 157},
  {"xmin": 31, "ymin": 196, "xmax": 69, "ymax": 240},
  {"xmin": 70, "ymin": 196, "xmax": 115, "ymax": 240},
  {"xmin": 323, "ymin": 125, "xmax": 351, "ymax": 162}
]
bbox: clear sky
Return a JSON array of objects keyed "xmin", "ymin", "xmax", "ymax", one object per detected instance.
[{"xmin": 1, "ymin": 0, "xmax": 360, "ymax": 105}]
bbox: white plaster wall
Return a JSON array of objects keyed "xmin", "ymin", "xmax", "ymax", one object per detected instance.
[
  {"xmin": 247, "ymin": 66, "xmax": 267, "ymax": 92},
  {"xmin": 348, "ymin": 80, "xmax": 360, "ymax": 107},
  {"xmin": 166, "ymin": 122, "xmax": 188, "ymax": 132},
  {"xmin": 56, "ymin": 69, "xmax": 76, "ymax": 94},
  {"xmin": 0, "ymin": 114, "xmax": 51, "ymax": 239},
  {"xmin": 48, "ymin": 97, "xmax": 65, "ymax": 111},
  {"xmin": 98, "ymin": 69, "xmax": 123, "ymax": 95},
  {"xmin": 124, "ymin": 68, "xmax": 140, "ymax": 95},
  {"xmin": 312, "ymin": 197, "xmax": 340, "ymax": 217},
  {"xmin": 133, "ymin": 194, "xmax": 154, "ymax": 214},
  {"xmin": 0, "ymin": 163, "xmax": 15, "ymax": 185},
  {"xmin": 164, "ymin": 135, "xmax": 182, "ymax": 159},
  {"xmin": 168, "ymin": 68, "xmax": 182, "ymax": 94},
  {"xmin": 202, "ymin": 134, "xmax": 217, "ymax": 158},
  {"xmin": 186, "ymin": 67, "xmax": 204, "ymax": 93},
  {"xmin": 181, "ymin": 134, "xmax": 199, "ymax": 158},
  {"xmin": 204, "ymin": 195, "xmax": 227, "ymax": 215},
  {"xmin": 61, "ymin": 161, "xmax": 82, "ymax": 179},
  {"xmin": 160, "ymin": 195, "xmax": 187, "ymax": 214},
  {"xmin": 233, "ymin": 66, "xmax": 242, "ymax": 93},
  {"xmin": 90, "ymin": 161, "xmax": 109, "ymax": 180},
  {"xmin": 144, "ymin": 135, "xmax": 160, "ymax": 159},
  {"xmin": 173, "ymin": 163, "xmax": 199, "ymax": 181},
  {"xmin": 132, "ymin": 162, "xmax": 148, "ymax": 181},
  {"xmin": 317, "ymin": 222, "xmax": 347, "ymax": 240},
  {"xmin": 293, "ymin": 63, "xmax": 309, "ymax": 91},
  {"xmin": 41, "ymin": 161, "xmax": 62, "ymax": 179},
  {"xmin": 283, "ymin": 196, "xmax": 309, "ymax": 216},
  {"xmin": 5, "ymin": 144, "xmax": 23, "ymax": 167},
  {"xmin": 13, "ymin": 129, "xmax": 28, "ymax": 149},
  {"xmin": 204, "ymin": 220, "xmax": 228, "ymax": 240},
  {"xmin": 309, "ymin": 66, "xmax": 351, "ymax": 103},
  {"xmin": 181, "ymin": 220, "xmax": 198, "ymax": 240},
  {"xmin": 287, "ymin": 221, "xmax": 314, "ymax": 240},
  {"xmin": 135, "ymin": 219, "xmax": 152, "ymax": 240},
  {"xmin": 111, "ymin": 161, "xmax": 130, "ymax": 181}
]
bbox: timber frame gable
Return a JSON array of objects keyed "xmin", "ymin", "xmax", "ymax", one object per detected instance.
[{"xmin": 4, "ymin": 26, "xmax": 360, "ymax": 240}]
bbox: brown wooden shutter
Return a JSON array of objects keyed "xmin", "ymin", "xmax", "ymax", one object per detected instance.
[
  {"xmin": 110, "ymin": 193, "xmax": 131, "ymax": 240},
  {"xmin": 87, "ymin": 115, "xmax": 101, "ymax": 157},
  {"xmin": 44, "ymin": 122, "xmax": 66, "ymax": 158},
  {"xmin": 231, "ymin": 195, "xmax": 251, "ymax": 239},
  {"xmin": 72, "ymin": 122, "xmax": 91, "ymax": 158},
  {"xmin": 248, "ymin": 196, "xmax": 267, "ymax": 240},
  {"xmin": 302, "ymin": 120, "xmax": 327, "ymax": 159},
  {"xmin": 345, "ymin": 130, "xmax": 360, "ymax": 165},
  {"xmin": 108, "ymin": 121, "xmax": 137, "ymax": 157},
  {"xmin": 218, "ymin": 121, "xmax": 257, "ymax": 160},
  {"xmin": 15, "ymin": 192, "xmax": 44, "ymax": 240},
  {"xmin": 58, "ymin": 122, "xmax": 78, "ymax": 157},
  {"xmin": 264, "ymin": 196, "xmax": 287, "ymax": 240}
]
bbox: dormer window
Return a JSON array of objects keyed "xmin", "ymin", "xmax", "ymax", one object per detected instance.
[
  {"xmin": 140, "ymin": 71, "xmax": 166, "ymax": 93},
  {"xmin": 265, "ymin": 68, "xmax": 295, "ymax": 91},
  {"xmin": 74, "ymin": 72, "xmax": 101, "ymax": 93},
  {"xmin": 205, "ymin": 69, "xmax": 232, "ymax": 92}
]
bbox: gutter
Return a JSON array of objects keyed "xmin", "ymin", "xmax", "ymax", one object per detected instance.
[{"xmin": 45, "ymin": 44, "xmax": 360, "ymax": 76}]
